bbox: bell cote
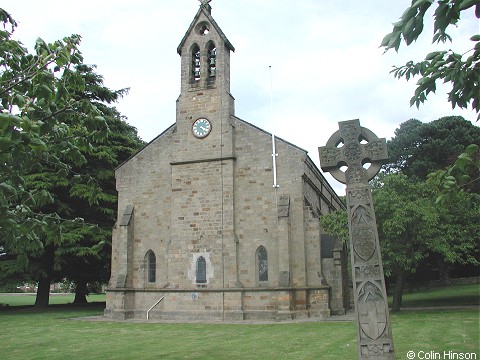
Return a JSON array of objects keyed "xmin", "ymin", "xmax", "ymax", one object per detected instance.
[{"xmin": 177, "ymin": 2, "xmax": 235, "ymax": 94}]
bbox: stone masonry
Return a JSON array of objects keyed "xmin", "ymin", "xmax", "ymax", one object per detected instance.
[{"xmin": 105, "ymin": 2, "xmax": 347, "ymax": 321}]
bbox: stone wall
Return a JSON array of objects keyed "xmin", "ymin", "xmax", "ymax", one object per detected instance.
[{"xmin": 105, "ymin": 4, "xmax": 349, "ymax": 321}]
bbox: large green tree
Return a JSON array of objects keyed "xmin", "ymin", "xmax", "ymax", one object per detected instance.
[
  {"xmin": 320, "ymin": 173, "xmax": 479, "ymax": 311},
  {"xmin": 381, "ymin": 0, "xmax": 479, "ymax": 119},
  {"xmin": 372, "ymin": 174, "xmax": 478, "ymax": 311},
  {"xmin": 57, "ymin": 65, "xmax": 144, "ymax": 304},
  {"xmin": 382, "ymin": 116, "xmax": 479, "ymax": 288},
  {"xmin": 0, "ymin": 10, "xmax": 143, "ymax": 306},
  {"xmin": 26, "ymin": 64, "xmax": 144, "ymax": 305}
]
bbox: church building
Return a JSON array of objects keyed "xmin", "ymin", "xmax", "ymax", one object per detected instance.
[{"xmin": 105, "ymin": 1, "xmax": 349, "ymax": 321}]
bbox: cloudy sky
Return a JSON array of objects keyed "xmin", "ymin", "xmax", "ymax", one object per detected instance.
[{"xmin": 6, "ymin": 0, "xmax": 479, "ymax": 195}]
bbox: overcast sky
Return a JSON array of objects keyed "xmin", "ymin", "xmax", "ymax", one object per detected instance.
[{"xmin": 6, "ymin": 0, "xmax": 479, "ymax": 195}]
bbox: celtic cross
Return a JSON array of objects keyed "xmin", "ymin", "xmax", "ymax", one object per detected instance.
[
  {"xmin": 319, "ymin": 119, "xmax": 388, "ymax": 186},
  {"xmin": 319, "ymin": 119, "xmax": 395, "ymax": 359}
]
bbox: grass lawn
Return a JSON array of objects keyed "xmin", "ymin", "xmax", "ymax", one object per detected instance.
[
  {"xmin": 0, "ymin": 306, "xmax": 478, "ymax": 359},
  {"xmin": 0, "ymin": 293, "xmax": 105, "ymax": 307},
  {"xmin": 0, "ymin": 285, "xmax": 478, "ymax": 359},
  {"xmin": 392, "ymin": 283, "xmax": 480, "ymax": 307}
]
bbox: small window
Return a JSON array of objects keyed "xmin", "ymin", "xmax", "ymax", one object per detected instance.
[
  {"xmin": 196, "ymin": 256, "xmax": 207, "ymax": 283},
  {"xmin": 146, "ymin": 251, "xmax": 156, "ymax": 283},
  {"xmin": 257, "ymin": 246, "xmax": 268, "ymax": 282}
]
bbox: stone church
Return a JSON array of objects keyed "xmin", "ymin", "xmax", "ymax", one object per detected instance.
[{"xmin": 105, "ymin": 1, "xmax": 349, "ymax": 321}]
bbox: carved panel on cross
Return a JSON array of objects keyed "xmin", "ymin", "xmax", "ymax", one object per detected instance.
[{"xmin": 357, "ymin": 281, "xmax": 388, "ymax": 340}]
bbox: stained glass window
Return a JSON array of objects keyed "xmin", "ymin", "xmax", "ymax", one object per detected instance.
[
  {"xmin": 147, "ymin": 251, "xmax": 156, "ymax": 283},
  {"xmin": 257, "ymin": 246, "xmax": 268, "ymax": 282},
  {"xmin": 196, "ymin": 256, "xmax": 207, "ymax": 283}
]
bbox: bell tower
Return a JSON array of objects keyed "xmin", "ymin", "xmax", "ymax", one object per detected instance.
[
  {"xmin": 169, "ymin": 0, "xmax": 240, "ymax": 295},
  {"xmin": 174, "ymin": 0, "xmax": 235, "ymax": 163}
]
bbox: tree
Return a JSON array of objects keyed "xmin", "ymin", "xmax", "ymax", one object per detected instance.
[
  {"xmin": 319, "ymin": 209, "xmax": 349, "ymax": 245},
  {"xmin": 320, "ymin": 176, "xmax": 433, "ymax": 312},
  {"xmin": 384, "ymin": 116, "xmax": 480, "ymax": 179},
  {"xmin": 427, "ymin": 143, "xmax": 480, "ymax": 203},
  {"xmin": 380, "ymin": 0, "xmax": 480, "ymax": 119},
  {"xmin": 0, "ymin": 9, "xmax": 126, "ymax": 306},
  {"xmin": 28, "ymin": 64, "xmax": 144, "ymax": 305},
  {"xmin": 374, "ymin": 175, "xmax": 439, "ymax": 311},
  {"xmin": 373, "ymin": 173, "xmax": 479, "ymax": 311},
  {"xmin": 56, "ymin": 65, "xmax": 144, "ymax": 303},
  {"xmin": 320, "ymin": 173, "xmax": 479, "ymax": 311},
  {"xmin": 382, "ymin": 115, "xmax": 480, "ymax": 289}
]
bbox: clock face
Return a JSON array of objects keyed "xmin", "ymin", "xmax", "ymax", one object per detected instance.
[{"xmin": 192, "ymin": 118, "xmax": 211, "ymax": 138}]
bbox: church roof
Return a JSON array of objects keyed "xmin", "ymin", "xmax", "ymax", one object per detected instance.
[{"xmin": 177, "ymin": 4, "xmax": 235, "ymax": 55}]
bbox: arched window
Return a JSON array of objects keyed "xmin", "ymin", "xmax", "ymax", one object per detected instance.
[
  {"xmin": 191, "ymin": 44, "xmax": 201, "ymax": 81},
  {"xmin": 207, "ymin": 42, "xmax": 216, "ymax": 78},
  {"xmin": 146, "ymin": 250, "xmax": 156, "ymax": 283},
  {"xmin": 257, "ymin": 246, "xmax": 268, "ymax": 282},
  {"xmin": 196, "ymin": 256, "xmax": 207, "ymax": 283}
]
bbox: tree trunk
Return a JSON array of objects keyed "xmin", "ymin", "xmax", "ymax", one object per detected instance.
[
  {"xmin": 391, "ymin": 270, "xmax": 406, "ymax": 312},
  {"xmin": 35, "ymin": 276, "xmax": 51, "ymax": 307},
  {"xmin": 73, "ymin": 279, "xmax": 88, "ymax": 304},
  {"xmin": 34, "ymin": 243, "xmax": 55, "ymax": 308},
  {"xmin": 437, "ymin": 259, "xmax": 451, "ymax": 285}
]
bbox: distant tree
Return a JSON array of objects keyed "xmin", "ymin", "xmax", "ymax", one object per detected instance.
[
  {"xmin": 384, "ymin": 116, "xmax": 480, "ymax": 179},
  {"xmin": 319, "ymin": 209, "xmax": 348, "ymax": 245},
  {"xmin": 380, "ymin": 0, "xmax": 480, "ymax": 119}
]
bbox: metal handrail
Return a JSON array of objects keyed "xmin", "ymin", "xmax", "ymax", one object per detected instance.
[{"xmin": 146, "ymin": 296, "xmax": 164, "ymax": 320}]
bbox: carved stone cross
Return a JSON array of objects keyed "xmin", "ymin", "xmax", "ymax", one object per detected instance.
[
  {"xmin": 319, "ymin": 119, "xmax": 388, "ymax": 186},
  {"xmin": 319, "ymin": 119, "xmax": 395, "ymax": 359}
]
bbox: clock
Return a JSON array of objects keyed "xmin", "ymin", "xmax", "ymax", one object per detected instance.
[{"xmin": 192, "ymin": 118, "xmax": 212, "ymax": 138}]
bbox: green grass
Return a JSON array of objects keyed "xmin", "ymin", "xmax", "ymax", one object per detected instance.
[
  {"xmin": 0, "ymin": 306, "xmax": 478, "ymax": 359},
  {"xmin": 0, "ymin": 293, "xmax": 105, "ymax": 307},
  {"xmin": 394, "ymin": 283, "xmax": 480, "ymax": 307},
  {"xmin": 0, "ymin": 285, "xmax": 478, "ymax": 359}
]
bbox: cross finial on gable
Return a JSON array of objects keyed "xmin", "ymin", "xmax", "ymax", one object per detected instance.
[{"xmin": 198, "ymin": 0, "xmax": 212, "ymax": 13}]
